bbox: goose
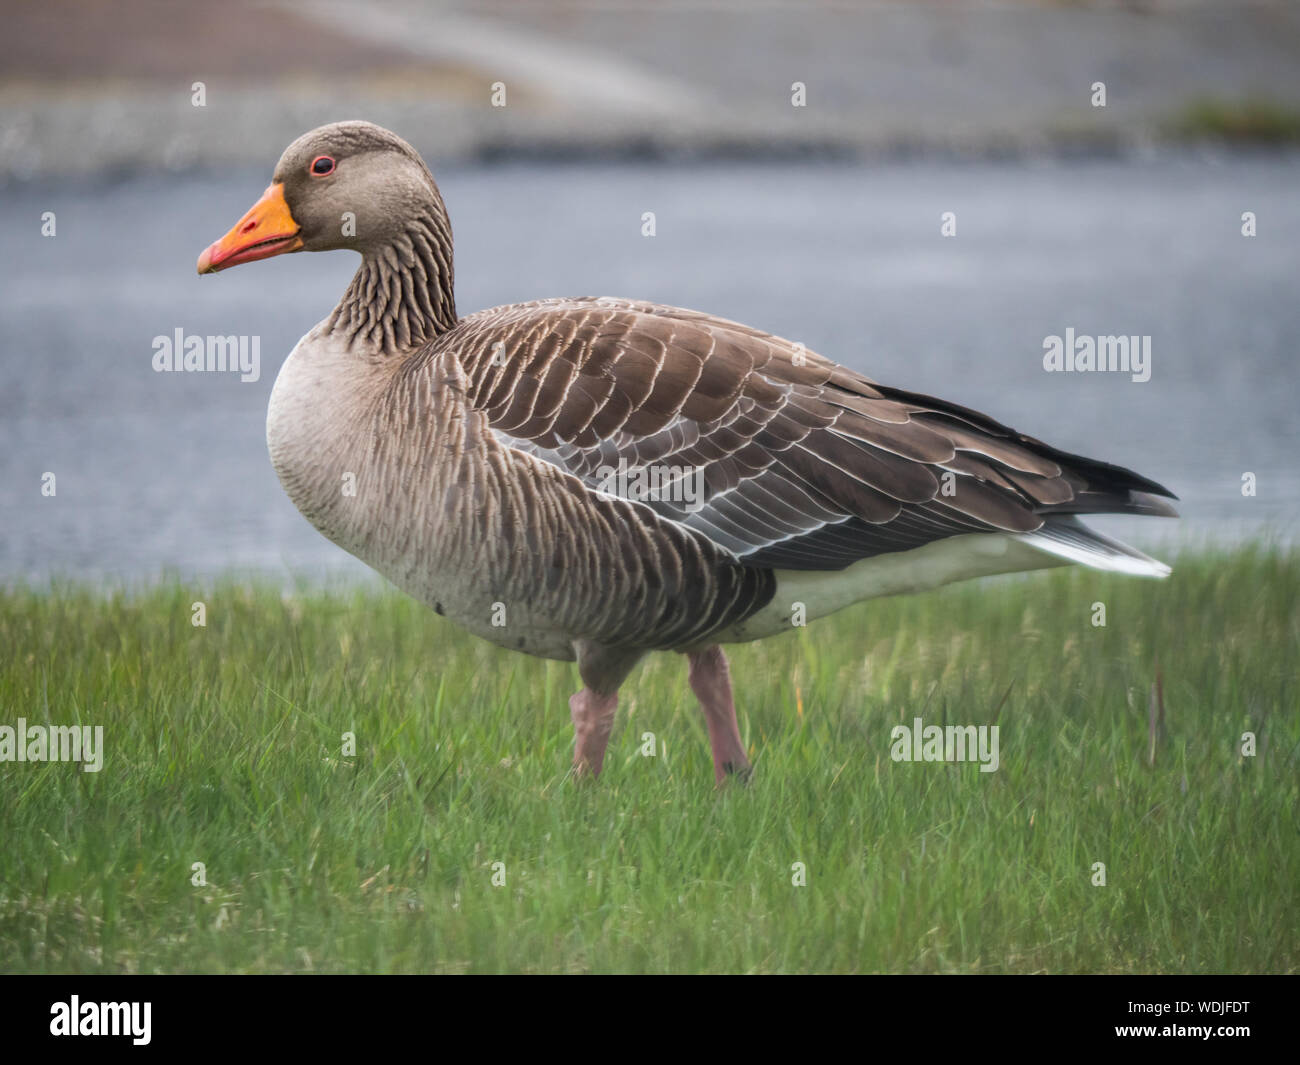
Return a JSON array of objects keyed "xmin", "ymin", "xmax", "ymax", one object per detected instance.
[{"xmin": 197, "ymin": 121, "xmax": 1177, "ymax": 783}]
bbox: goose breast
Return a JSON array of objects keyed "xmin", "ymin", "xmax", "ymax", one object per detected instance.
[{"xmin": 266, "ymin": 316, "xmax": 774, "ymax": 661}]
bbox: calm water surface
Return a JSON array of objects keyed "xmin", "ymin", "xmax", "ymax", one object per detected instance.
[{"xmin": 2, "ymin": 155, "xmax": 1297, "ymax": 583}]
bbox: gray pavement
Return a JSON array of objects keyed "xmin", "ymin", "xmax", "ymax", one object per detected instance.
[{"xmin": 3, "ymin": 1, "xmax": 1300, "ymax": 180}]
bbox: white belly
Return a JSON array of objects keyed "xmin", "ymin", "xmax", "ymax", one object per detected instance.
[{"xmin": 713, "ymin": 533, "xmax": 1064, "ymax": 644}]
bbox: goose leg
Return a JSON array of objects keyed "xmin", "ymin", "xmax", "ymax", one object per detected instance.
[
  {"xmin": 569, "ymin": 688, "xmax": 619, "ymax": 777},
  {"xmin": 687, "ymin": 645, "xmax": 751, "ymax": 783},
  {"xmin": 569, "ymin": 641, "xmax": 642, "ymax": 779}
]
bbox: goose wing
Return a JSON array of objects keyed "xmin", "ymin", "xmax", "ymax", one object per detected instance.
[{"xmin": 435, "ymin": 297, "xmax": 1176, "ymax": 572}]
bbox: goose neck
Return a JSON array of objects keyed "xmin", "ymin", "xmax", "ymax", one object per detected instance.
[{"xmin": 329, "ymin": 215, "xmax": 457, "ymax": 353}]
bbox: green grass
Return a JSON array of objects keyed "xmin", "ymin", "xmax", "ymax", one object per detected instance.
[
  {"xmin": 1165, "ymin": 98, "xmax": 1300, "ymax": 145},
  {"xmin": 0, "ymin": 548, "xmax": 1296, "ymax": 973}
]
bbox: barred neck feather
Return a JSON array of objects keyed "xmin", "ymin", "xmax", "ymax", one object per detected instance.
[{"xmin": 329, "ymin": 212, "xmax": 457, "ymax": 352}]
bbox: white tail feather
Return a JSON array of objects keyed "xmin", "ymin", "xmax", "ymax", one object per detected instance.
[{"xmin": 1016, "ymin": 517, "xmax": 1171, "ymax": 578}]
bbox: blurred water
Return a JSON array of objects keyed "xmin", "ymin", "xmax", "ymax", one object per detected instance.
[{"xmin": 2, "ymin": 155, "xmax": 1297, "ymax": 583}]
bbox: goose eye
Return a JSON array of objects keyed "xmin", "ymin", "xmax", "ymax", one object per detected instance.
[{"xmin": 310, "ymin": 155, "xmax": 335, "ymax": 176}]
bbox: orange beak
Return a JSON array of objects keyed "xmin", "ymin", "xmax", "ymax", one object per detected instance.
[{"xmin": 197, "ymin": 183, "xmax": 303, "ymax": 274}]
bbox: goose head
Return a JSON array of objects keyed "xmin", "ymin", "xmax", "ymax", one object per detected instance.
[{"xmin": 197, "ymin": 120, "xmax": 443, "ymax": 274}]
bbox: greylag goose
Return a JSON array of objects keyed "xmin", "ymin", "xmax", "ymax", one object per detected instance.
[{"xmin": 198, "ymin": 121, "xmax": 1177, "ymax": 783}]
